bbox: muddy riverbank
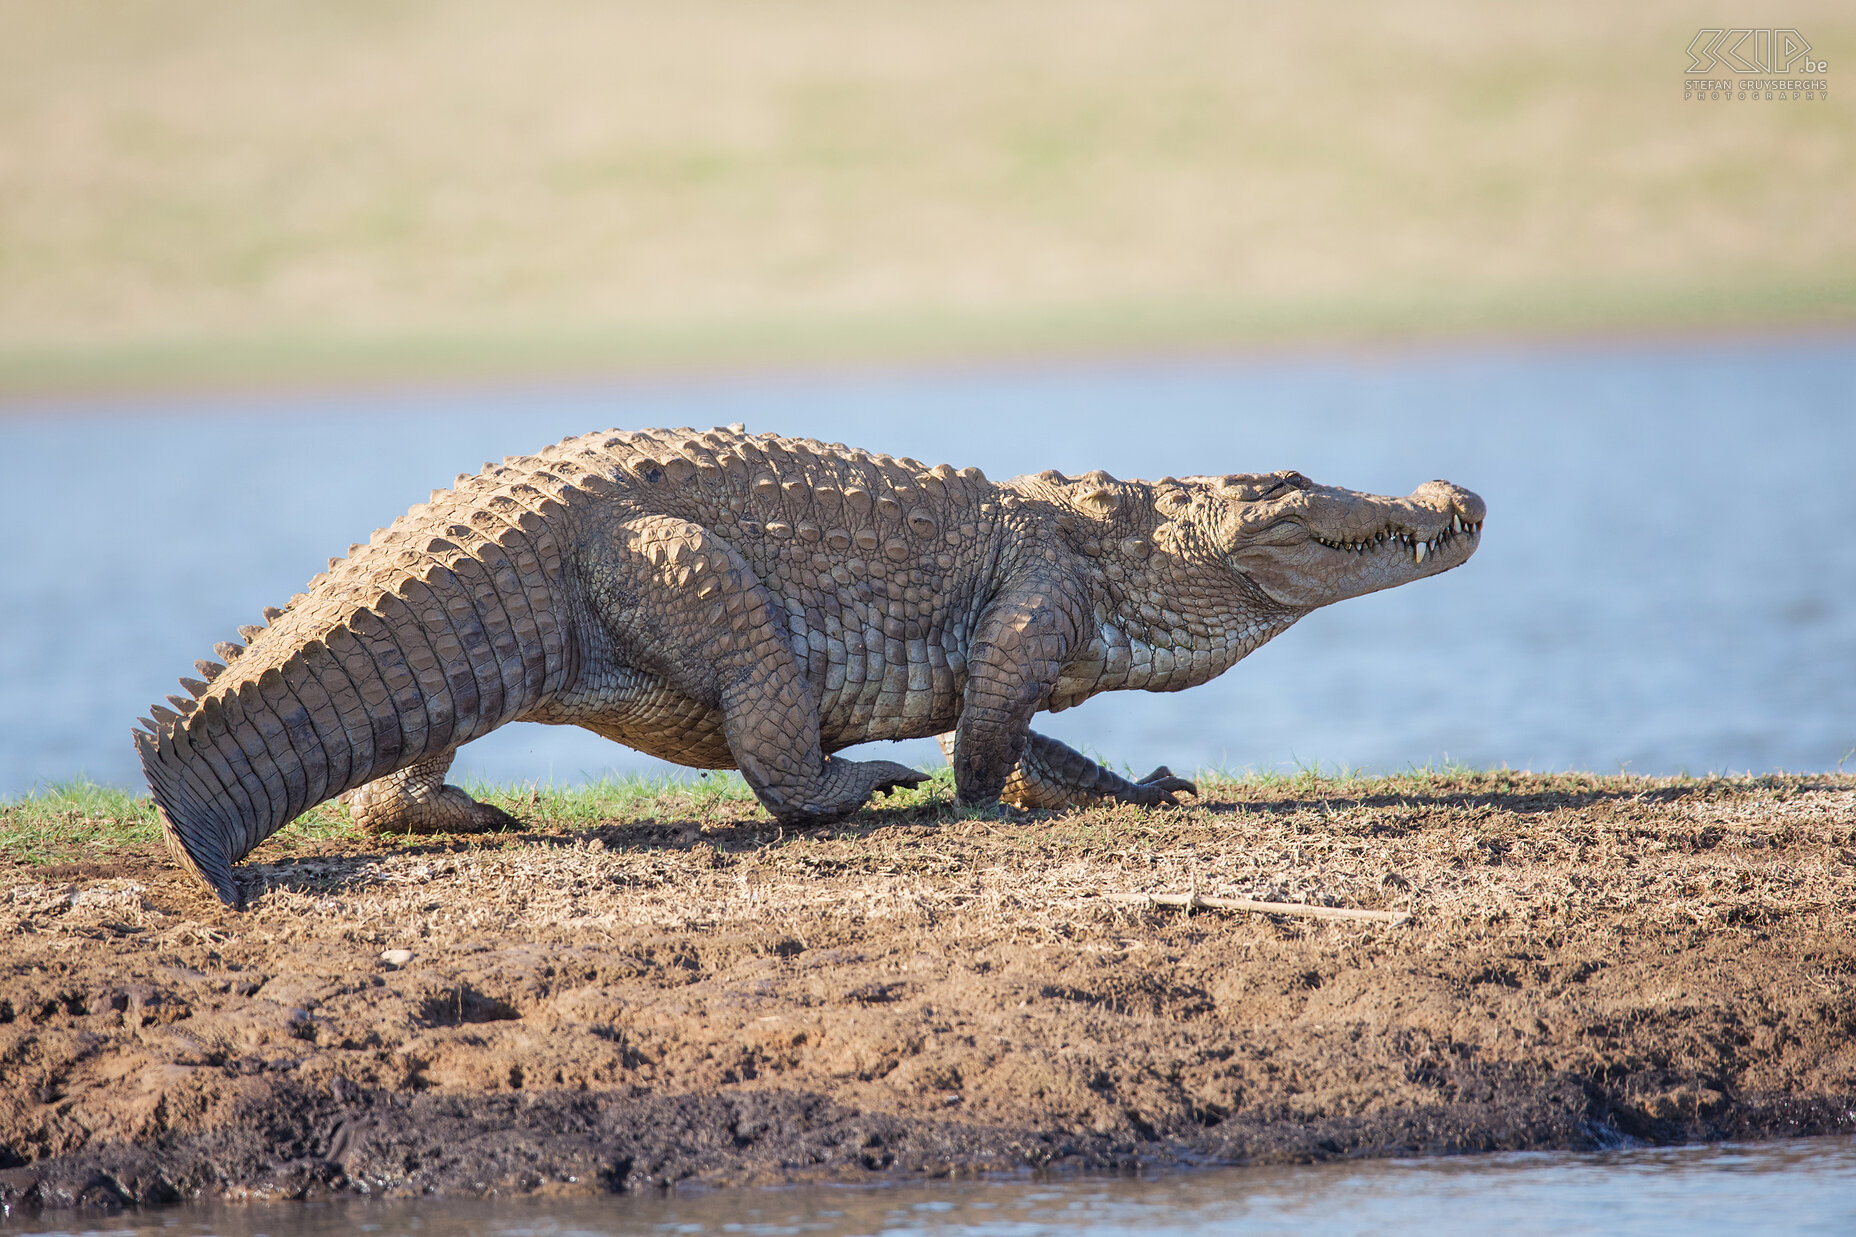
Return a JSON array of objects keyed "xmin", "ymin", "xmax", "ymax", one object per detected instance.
[{"xmin": 3, "ymin": 772, "xmax": 1853, "ymax": 1209}]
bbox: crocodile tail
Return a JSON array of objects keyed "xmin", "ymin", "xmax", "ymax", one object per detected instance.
[
  {"xmin": 135, "ymin": 637, "xmax": 359, "ymax": 906},
  {"xmin": 135, "ymin": 546, "xmax": 566, "ymax": 906}
]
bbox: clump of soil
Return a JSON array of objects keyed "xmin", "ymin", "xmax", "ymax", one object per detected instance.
[{"xmin": 3, "ymin": 772, "xmax": 1854, "ymax": 1210}]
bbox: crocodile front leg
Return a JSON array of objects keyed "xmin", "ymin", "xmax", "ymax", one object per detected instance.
[
  {"xmin": 947, "ymin": 578, "xmax": 1090, "ymax": 807},
  {"xmin": 937, "ymin": 730, "xmax": 1197, "ymax": 810},
  {"xmin": 341, "ymin": 752, "xmax": 520, "ymax": 834}
]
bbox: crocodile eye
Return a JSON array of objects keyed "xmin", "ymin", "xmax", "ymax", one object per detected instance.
[{"xmin": 1256, "ymin": 471, "xmax": 1312, "ymax": 498}]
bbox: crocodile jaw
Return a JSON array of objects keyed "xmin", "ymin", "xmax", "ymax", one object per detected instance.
[{"xmin": 1225, "ymin": 480, "xmax": 1486, "ymax": 612}]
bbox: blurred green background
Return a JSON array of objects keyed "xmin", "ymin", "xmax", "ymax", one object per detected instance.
[{"xmin": 2, "ymin": 0, "xmax": 1850, "ymax": 393}]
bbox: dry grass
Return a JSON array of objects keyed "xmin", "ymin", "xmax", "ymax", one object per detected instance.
[
  {"xmin": 233, "ymin": 769, "xmax": 1856, "ymax": 943},
  {"xmin": 1, "ymin": 1, "xmax": 1851, "ymax": 393},
  {"xmin": 9, "ymin": 769, "xmax": 1850, "ymax": 944}
]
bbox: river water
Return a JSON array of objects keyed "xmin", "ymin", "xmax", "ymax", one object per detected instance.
[
  {"xmin": 5, "ymin": 1137, "xmax": 1856, "ymax": 1235},
  {"xmin": 2, "ymin": 337, "xmax": 1853, "ymax": 796}
]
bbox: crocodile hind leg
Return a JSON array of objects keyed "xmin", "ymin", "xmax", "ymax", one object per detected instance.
[
  {"xmin": 938, "ymin": 730, "xmax": 1197, "ymax": 811},
  {"xmin": 340, "ymin": 752, "xmax": 519, "ymax": 835},
  {"xmin": 587, "ymin": 512, "xmax": 924, "ymax": 823}
]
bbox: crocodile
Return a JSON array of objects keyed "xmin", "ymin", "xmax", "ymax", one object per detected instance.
[{"xmin": 135, "ymin": 425, "xmax": 1485, "ymax": 906}]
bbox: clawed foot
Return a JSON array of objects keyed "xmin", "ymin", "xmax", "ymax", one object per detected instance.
[
  {"xmin": 770, "ymin": 757, "xmax": 929, "ymax": 824},
  {"xmin": 1113, "ymin": 766, "xmax": 1199, "ymax": 807},
  {"xmin": 342, "ymin": 782, "xmax": 522, "ymax": 836},
  {"xmin": 866, "ymin": 762, "xmax": 928, "ymax": 798}
]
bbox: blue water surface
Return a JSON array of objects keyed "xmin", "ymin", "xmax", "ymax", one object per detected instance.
[
  {"xmin": 2, "ymin": 337, "xmax": 1852, "ymax": 795},
  {"xmin": 6, "ymin": 1137, "xmax": 1856, "ymax": 1236}
]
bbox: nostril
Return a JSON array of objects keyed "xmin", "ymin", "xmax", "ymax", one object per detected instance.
[
  {"xmin": 1417, "ymin": 480, "xmax": 1485, "ymax": 525},
  {"xmin": 1451, "ymin": 487, "xmax": 1487, "ymax": 525}
]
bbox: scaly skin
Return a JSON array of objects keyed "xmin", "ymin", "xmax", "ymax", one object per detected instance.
[{"xmin": 135, "ymin": 426, "xmax": 1485, "ymax": 906}]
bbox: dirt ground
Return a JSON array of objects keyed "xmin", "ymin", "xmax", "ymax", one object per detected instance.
[{"xmin": 3, "ymin": 771, "xmax": 1854, "ymax": 1210}]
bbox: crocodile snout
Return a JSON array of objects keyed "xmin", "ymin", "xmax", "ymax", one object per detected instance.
[{"xmin": 1413, "ymin": 480, "xmax": 1485, "ymax": 526}]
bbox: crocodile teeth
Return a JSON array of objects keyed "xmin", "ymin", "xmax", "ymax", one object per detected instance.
[{"xmin": 1414, "ymin": 541, "xmax": 1428, "ymax": 565}]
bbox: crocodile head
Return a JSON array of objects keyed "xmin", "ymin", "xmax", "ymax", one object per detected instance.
[{"xmin": 1201, "ymin": 471, "xmax": 1485, "ymax": 611}]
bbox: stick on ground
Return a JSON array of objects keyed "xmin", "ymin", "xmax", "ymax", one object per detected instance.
[{"xmin": 1106, "ymin": 891, "xmax": 1411, "ymax": 926}]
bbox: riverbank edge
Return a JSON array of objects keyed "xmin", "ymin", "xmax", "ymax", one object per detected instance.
[
  {"xmin": 3, "ymin": 273, "xmax": 1852, "ymax": 402},
  {"xmin": 3, "ymin": 1078, "xmax": 1852, "ymax": 1211}
]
